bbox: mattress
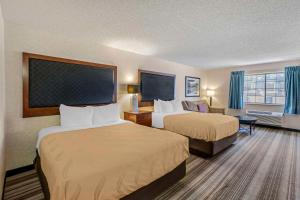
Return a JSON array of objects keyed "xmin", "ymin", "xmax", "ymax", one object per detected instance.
[
  {"xmin": 38, "ymin": 122, "xmax": 189, "ymax": 200},
  {"xmin": 152, "ymin": 111, "xmax": 191, "ymax": 128},
  {"xmin": 155, "ymin": 112, "xmax": 239, "ymax": 141}
]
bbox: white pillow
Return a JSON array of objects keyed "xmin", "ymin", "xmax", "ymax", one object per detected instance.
[
  {"xmin": 159, "ymin": 100, "xmax": 174, "ymax": 113},
  {"xmin": 92, "ymin": 103, "xmax": 120, "ymax": 125},
  {"xmin": 154, "ymin": 99, "xmax": 161, "ymax": 113},
  {"xmin": 172, "ymin": 99, "xmax": 184, "ymax": 112},
  {"xmin": 60, "ymin": 104, "xmax": 93, "ymax": 127}
]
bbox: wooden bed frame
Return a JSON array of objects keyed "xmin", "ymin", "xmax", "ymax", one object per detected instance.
[
  {"xmin": 35, "ymin": 153, "xmax": 186, "ymax": 200},
  {"xmin": 188, "ymin": 132, "xmax": 238, "ymax": 157},
  {"xmin": 23, "ymin": 53, "xmax": 117, "ymax": 118}
]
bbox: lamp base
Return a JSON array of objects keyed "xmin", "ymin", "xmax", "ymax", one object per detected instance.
[
  {"xmin": 132, "ymin": 94, "xmax": 139, "ymax": 112},
  {"xmin": 209, "ymin": 97, "xmax": 212, "ymax": 107}
]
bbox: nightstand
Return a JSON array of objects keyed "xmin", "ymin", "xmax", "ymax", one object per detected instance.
[{"xmin": 124, "ymin": 110, "xmax": 152, "ymax": 127}]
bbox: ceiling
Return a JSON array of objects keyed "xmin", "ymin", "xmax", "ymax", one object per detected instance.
[{"xmin": 1, "ymin": 0, "xmax": 300, "ymax": 69}]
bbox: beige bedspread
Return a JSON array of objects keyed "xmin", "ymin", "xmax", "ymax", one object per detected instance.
[
  {"xmin": 164, "ymin": 112, "xmax": 239, "ymax": 141},
  {"xmin": 39, "ymin": 123, "xmax": 189, "ymax": 200}
]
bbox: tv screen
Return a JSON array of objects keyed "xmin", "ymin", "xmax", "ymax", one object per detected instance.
[{"xmin": 140, "ymin": 72, "xmax": 175, "ymax": 101}]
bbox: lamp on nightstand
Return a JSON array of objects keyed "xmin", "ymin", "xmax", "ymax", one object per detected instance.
[
  {"xmin": 127, "ymin": 84, "xmax": 140, "ymax": 112},
  {"xmin": 206, "ymin": 89, "xmax": 215, "ymax": 106}
]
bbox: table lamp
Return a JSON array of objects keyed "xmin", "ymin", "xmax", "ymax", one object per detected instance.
[
  {"xmin": 206, "ymin": 89, "xmax": 215, "ymax": 106},
  {"xmin": 127, "ymin": 84, "xmax": 140, "ymax": 112}
]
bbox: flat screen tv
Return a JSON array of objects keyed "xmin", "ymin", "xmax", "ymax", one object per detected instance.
[{"xmin": 140, "ymin": 70, "xmax": 175, "ymax": 102}]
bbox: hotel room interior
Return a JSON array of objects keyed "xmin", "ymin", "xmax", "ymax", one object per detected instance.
[{"xmin": 0, "ymin": 1, "xmax": 300, "ymax": 200}]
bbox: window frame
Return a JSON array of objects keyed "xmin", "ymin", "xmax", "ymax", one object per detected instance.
[{"xmin": 244, "ymin": 72, "xmax": 285, "ymax": 106}]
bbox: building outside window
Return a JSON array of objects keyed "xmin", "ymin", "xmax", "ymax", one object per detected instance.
[{"xmin": 244, "ymin": 72, "xmax": 285, "ymax": 105}]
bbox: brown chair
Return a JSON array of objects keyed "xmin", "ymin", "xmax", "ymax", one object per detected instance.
[{"xmin": 182, "ymin": 100, "xmax": 225, "ymax": 114}]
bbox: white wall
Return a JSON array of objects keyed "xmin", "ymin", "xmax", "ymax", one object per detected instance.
[
  {"xmin": 0, "ymin": 3, "xmax": 6, "ymax": 197},
  {"xmin": 205, "ymin": 60, "xmax": 300, "ymax": 129},
  {"xmin": 4, "ymin": 22, "xmax": 206, "ymax": 170}
]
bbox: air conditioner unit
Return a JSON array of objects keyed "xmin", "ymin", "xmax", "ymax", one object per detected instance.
[{"xmin": 246, "ymin": 110, "xmax": 283, "ymax": 127}]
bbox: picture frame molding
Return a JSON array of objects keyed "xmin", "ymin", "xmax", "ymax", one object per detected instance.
[{"xmin": 185, "ymin": 76, "xmax": 201, "ymax": 97}]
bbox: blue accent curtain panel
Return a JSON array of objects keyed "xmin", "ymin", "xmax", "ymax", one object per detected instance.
[
  {"xmin": 284, "ymin": 66, "xmax": 300, "ymax": 114},
  {"xmin": 228, "ymin": 71, "xmax": 244, "ymax": 109}
]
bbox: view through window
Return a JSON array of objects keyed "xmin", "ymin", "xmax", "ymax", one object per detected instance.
[{"xmin": 244, "ymin": 72, "xmax": 285, "ymax": 105}]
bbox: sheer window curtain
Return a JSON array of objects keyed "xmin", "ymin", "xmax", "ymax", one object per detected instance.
[
  {"xmin": 228, "ymin": 71, "xmax": 245, "ymax": 109},
  {"xmin": 284, "ymin": 66, "xmax": 300, "ymax": 114}
]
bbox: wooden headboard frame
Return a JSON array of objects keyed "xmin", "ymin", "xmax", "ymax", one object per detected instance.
[
  {"xmin": 138, "ymin": 69, "xmax": 176, "ymax": 107},
  {"xmin": 23, "ymin": 52, "xmax": 117, "ymax": 117}
]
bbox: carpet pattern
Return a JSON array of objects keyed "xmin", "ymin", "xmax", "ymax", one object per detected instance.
[{"xmin": 3, "ymin": 127, "xmax": 300, "ymax": 200}]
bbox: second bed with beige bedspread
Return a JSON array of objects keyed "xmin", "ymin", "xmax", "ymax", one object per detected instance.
[{"xmin": 164, "ymin": 112, "xmax": 239, "ymax": 141}]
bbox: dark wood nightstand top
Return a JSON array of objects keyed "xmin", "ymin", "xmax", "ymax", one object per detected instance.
[
  {"xmin": 124, "ymin": 110, "xmax": 152, "ymax": 114},
  {"xmin": 124, "ymin": 110, "xmax": 152, "ymax": 127}
]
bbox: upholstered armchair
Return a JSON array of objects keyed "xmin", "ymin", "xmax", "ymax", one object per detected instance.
[{"xmin": 182, "ymin": 100, "xmax": 225, "ymax": 114}]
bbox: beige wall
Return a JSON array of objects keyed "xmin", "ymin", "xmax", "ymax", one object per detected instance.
[
  {"xmin": 206, "ymin": 60, "xmax": 300, "ymax": 129},
  {"xmin": 0, "ymin": 3, "xmax": 6, "ymax": 197},
  {"xmin": 4, "ymin": 22, "xmax": 206, "ymax": 170}
]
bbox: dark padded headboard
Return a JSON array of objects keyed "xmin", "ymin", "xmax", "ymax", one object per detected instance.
[
  {"xmin": 138, "ymin": 70, "xmax": 176, "ymax": 107},
  {"xmin": 23, "ymin": 53, "xmax": 117, "ymax": 117}
]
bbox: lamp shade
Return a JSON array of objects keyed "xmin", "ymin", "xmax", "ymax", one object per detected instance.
[
  {"xmin": 206, "ymin": 89, "xmax": 215, "ymax": 97},
  {"xmin": 127, "ymin": 84, "xmax": 140, "ymax": 94}
]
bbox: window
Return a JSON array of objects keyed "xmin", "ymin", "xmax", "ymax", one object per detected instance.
[{"xmin": 244, "ymin": 72, "xmax": 285, "ymax": 105}]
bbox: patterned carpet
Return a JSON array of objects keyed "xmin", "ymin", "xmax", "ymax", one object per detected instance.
[{"xmin": 3, "ymin": 127, "xmax": 300, "ymax": 200}]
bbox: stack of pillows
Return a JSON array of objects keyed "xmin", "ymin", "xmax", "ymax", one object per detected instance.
[
  {"xmin": 185, "ymin": 101, "xmax": 209, "ymax": 113},
  {"xmin": 154, "ymin": 99, "xmax": 184, "ymax": 113},
  {"xmin": 59, "ymin": 104, "xmax": 120, "ymax": 128}
]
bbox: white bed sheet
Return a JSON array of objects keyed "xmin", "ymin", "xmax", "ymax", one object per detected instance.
[
  {"xmin": 152, "ymin": 111, "xmax": 191, "ymax": 128},
  {"xmin": 36, "ymin": 119, "xmax": 128, "ymax": 151}
]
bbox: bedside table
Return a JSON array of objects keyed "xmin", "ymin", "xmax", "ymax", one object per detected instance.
[{"xmin": 124, "ymin": 110, "xmax": 152, "ymax": 127}]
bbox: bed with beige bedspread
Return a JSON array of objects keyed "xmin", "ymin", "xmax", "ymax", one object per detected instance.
[
  {"xmin": 164, "ymin": 112, "xmax": 239, "ymax": 141},
  {"xmin": 163, "ymin": 112, "xmax": 239, "ymax": 156},
  {"xmin": 39, "ymin": 123, "xmax": 189, "ymax": 200}
]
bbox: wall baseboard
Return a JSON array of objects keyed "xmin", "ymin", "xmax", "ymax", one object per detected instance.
[
  {"xmin": 5, "ymin": 164, "xmax": 35, "ymax": 177},
  {"xmin": 256, "ymin": 124, "xmax": 300, "ymax": 132}
]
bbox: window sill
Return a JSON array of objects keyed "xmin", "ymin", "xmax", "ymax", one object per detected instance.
[{"xmin": 245, "ymin": 103, "xmax": 284, "ymax": 106}]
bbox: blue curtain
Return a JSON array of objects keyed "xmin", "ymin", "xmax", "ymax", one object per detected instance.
[
  {"xmin": 228, "ymin": 71, "xmax": 244, "ymax": 109},
  {"xmin": 284, "ymin": 66, "xmax": 300, "ymax": 114}
]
